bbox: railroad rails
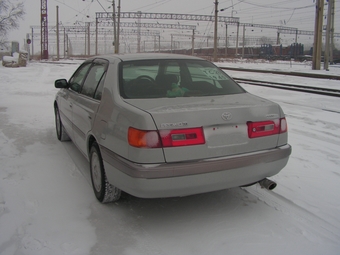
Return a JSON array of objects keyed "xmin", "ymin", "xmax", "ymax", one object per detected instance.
[
  {"xmin": 233, "ymin": 78, "xmax": 340, "ymax": 98},
  {"xmin": 220, "ymin": 66, "xmax": 340, "ymax": 81},
  {"xmin": 218, "ymin": 66, "xmax": 340, "ymax": 97}
]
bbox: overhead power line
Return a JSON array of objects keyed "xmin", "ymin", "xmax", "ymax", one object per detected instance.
[{"xmin": 240, "ymin": 1, "xmax": 314, "ymax": 10}]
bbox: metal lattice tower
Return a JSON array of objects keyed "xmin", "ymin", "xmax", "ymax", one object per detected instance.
[{"xmin": 41, "ymin": 0, "xmax": 48, "ymax": 59}]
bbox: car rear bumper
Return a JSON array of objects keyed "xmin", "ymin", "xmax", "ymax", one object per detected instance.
[{"xmin": 101, "ymin": 144, "xmax": 291, "ymax": 198}]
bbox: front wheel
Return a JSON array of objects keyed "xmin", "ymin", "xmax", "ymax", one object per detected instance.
[{"xmin": 90, "ymin": 142, "xmax": 121, "ymax": 203}]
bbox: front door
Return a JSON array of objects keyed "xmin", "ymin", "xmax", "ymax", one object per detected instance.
[{"xmin": 72, "ymin": 59, "xmax": 108, "ymax": 157}]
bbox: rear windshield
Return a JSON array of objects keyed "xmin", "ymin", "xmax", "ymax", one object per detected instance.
[{"xmin": 120, "ymin": 59, "xmax": 245, "ymax": 99}]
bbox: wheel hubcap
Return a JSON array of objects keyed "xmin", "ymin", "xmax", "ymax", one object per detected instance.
[{"xmin": 91, "ymin": 152, "xmax": 102, "ymax": 192}]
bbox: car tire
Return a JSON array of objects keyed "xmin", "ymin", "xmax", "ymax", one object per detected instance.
[
  {"xmin": 90, "ymin": 142, "xmax": 121, "ymax": 203},
  {"xmin": 54, "ymin": 106, "xmax": 70, "ymax": 141}
]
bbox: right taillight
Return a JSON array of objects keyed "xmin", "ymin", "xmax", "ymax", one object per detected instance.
[{"xmin": 247, "ymin": 118, "xmax": 287, "ymax": 138}]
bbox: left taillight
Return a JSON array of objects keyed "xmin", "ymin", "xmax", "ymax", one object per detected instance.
[
  {"xmin": 247, "ymin": 118, "xmax": 287, "ymax": 138},
  {"xmin": 128, "ymin": 127, "xmax": 206, "ymax": 148},
  {"xmin": 128, "ymin": 127, "xmax": 161, "ymax": 148}
]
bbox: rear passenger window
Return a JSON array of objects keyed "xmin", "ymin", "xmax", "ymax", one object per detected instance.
[{"xmin": 94, "ymin": 72, "xmax": 106, "ymax": 100}]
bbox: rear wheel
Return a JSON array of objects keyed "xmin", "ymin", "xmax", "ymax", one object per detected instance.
[
  {"xmin": 54, "ymin": 106, "xmax": 70, "ymax": 141},
  {"xmin": 90, "ymin": 142, "xmax": 121, "ymax": 203}
]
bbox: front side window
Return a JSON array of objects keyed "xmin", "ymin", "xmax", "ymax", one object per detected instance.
[
  {"xmin": 69, "ymin": 62, "xmax": 92, "ymax": 92},
  {"xmin": 120, "ymin": 59, "xmax": 244, "ymax": 99}
]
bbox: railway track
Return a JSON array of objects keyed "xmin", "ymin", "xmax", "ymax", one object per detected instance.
[
  {"xmin": 233, "ymin": 77, "xmax": 340, "ymax": 97},
  {"xmin": 220, "ymin": 66, "xmax": 340, "ymax": 80}
]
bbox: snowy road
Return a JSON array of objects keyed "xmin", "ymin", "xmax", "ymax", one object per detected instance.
[{"xmin": 0, "ymin": 61, "xmax": 340, "ymax": 255}]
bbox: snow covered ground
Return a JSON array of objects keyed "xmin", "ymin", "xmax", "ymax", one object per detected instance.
[{"xmin": 0, "ymin": 59, "xmax": 340, "ymax": 255}]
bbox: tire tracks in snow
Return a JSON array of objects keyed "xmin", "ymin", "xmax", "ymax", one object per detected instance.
[{"xmin": 243, "ymin": 186, "xmax": 340, "ymax": 244}]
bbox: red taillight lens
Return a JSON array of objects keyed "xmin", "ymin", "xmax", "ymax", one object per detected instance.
[
  {"xmin": 247, "ymin": 118, "xmax": 287, "ymax": 138},
  {"xmin": 160, "ymin": 127, "xmax": 205, "ymax": 147},
  {"xmin": 128, "ymin": 127, "xmax": 205, "ymax": 148}
]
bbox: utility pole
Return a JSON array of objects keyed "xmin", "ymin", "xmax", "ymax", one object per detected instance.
[
  {"xmin": 84, "ymin": 24, "xmax": 86, "ymax": 55},
  {"xmin": 66, "ymin": 34, "xmax": 69, "ymax": 58},
  {"xmin": 154, "ymin": 36, "xmax": 156, "ymax": 52},
  {"xmin": 116, "ymin": 0, "xmax": 121, "ymax": 53},
  {"xmin": 112, "ymin": 0, "xmax": 117, "ymax": 53},
  {"xmin": 242, "ymin": 24, "xmax": 245, "ymax": 58},
  {"xmin": 31, "ymin": 28, "xmax": 34, "ymax": 58},
  {"xmin": 87, "ymin": 22, "xmax": 90, "ymax": 56},
  {"xmin": 26, "ymin": 33, "xmax": 30, "ymax": 61},
  {"xmin": 95, "ymin": 18, "xmax": 98, "ymax": 55},
  {"xmin": 330, "ymin": 0, "xmax": 335, "ymax": 64},
  {"xmin": 213, "ymin": 0, "xmax": 218, "ymax": 62},
  {"xmin": 191, "ymin": 29, "xmax": 195, "ymax": 55},
  {"xmin": 312, "ymin": 0, "xmax": 324, "ymax": 70},
  {"xmin": 294, "ymin": 29, "xmax": 298, "ymax": 59},
  {"xmin": 225, "ymin": 24, "xmax": 228, "ymax": 57},
  {"xmin": 171, "ymin": 34, "xmax": 173, "ymax": 53},
  {"xmin": 158, "ymin": 35, "xmax": 161, "ymax": 53},
  {"xmin": 63, "ymin": 28, "xmax": 66, "ymax": 58},
  {"xmin": 235, "ymin": 22, "xmax": 239, "ymax": 57},
  {"xmin": 137, "ymin": 11, "xmax": 141, "ymax": 53},
  {"xmin": 324, "ymin": 0, "xmax": 332, "ymax": 70},
  {"xmin": 56, "ymin": 6, "xmax": 59, "ymax": 60}
]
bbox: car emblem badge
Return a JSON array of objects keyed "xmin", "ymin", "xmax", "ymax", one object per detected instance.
[{"xmin": 221, "ymin": 112, "xmax": 232, "ymax": 121}]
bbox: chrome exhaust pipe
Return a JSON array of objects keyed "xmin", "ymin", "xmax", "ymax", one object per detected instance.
[{"xmin": 259, "ymin": 178, "xmax": 277, "ymax": 190}]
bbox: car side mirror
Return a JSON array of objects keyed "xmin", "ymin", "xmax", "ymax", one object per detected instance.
[{"xmin": 55, "ymin": 79, "xmax": 69, "ymax": 88}]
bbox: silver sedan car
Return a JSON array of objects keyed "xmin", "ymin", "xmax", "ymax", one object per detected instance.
[{"xmin": 54, "ymin": 53, "xmax": 291, "ymax": 203}]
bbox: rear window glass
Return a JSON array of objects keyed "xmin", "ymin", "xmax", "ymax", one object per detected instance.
[{"xmin": 120, "ymin": 59, "xmax": 245, "ymax": 99}]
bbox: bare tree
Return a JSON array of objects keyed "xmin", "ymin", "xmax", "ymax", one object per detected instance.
[{"xmin": 0, "ymin": 0, "xmax": 25, "ymax": 48}]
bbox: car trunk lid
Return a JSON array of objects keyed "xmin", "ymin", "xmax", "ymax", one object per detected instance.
[{"xmin": 125, "ymin": 93, "xmax": 282, "ymax": 163}]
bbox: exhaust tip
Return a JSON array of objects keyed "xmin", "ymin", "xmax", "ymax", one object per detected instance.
[{"xmin": 259, "ymin": 178, "xmax": 277, "ymax": 190}]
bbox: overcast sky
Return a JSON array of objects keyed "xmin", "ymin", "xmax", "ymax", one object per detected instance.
[{"xmin": 8, "ymin": 0, "xmax": 340, "ymax": 48}]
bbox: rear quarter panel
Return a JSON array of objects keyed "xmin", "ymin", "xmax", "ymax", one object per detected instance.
[{"xmin": 92, "ymin": 60, "xmax": 165, "ymax": 164}]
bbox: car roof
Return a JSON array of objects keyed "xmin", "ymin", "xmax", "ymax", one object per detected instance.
[{"xmin": 89, "ymin": 53, "xmax": 205, "ymax": 63}]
